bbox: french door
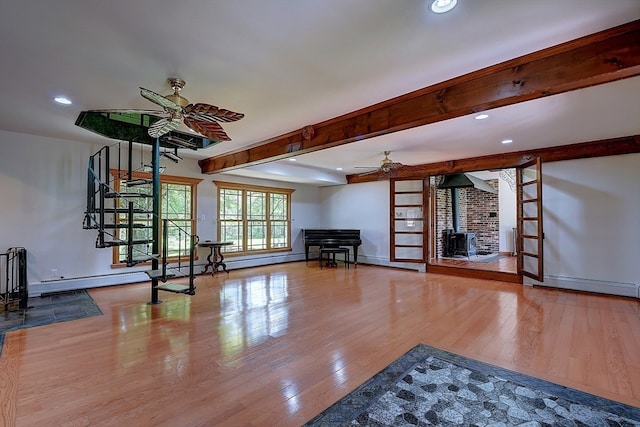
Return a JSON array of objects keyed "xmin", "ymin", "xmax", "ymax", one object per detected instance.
[
  {"xmin": 516, "ymin": 157, "xmax": 544, "ymax": 282},
  {"xmin": 390, "ymin": 179, "xmax": 426, "ymax": 263}
]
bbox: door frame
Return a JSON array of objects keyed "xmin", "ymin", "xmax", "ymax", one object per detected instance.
[{"xmin": 516, "ymin": 157, "xmax": 544, "ymax": 282}]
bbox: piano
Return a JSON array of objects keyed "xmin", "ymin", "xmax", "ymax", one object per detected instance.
[{"xmin": 303, "ymin": 229, "xmax": 362, "ymax": 266}]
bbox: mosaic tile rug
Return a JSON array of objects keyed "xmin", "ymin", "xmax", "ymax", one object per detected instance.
[
  {"xmin": 0, "ymin": 289, "xmax": 102, "ymax": 357},
  {"xmin": 304, "ymin": 343, "xmax": 640, "ymax": 426}
]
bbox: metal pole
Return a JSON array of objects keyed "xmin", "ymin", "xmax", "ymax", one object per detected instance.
[
  {"xmin": 162, "ymin": 219, "xmax": 168, "ymax": 280},
  {"xmin": 127, "ymin": 201, "xmax": 134, "ymax": 266},
  {"xmin": 150, "ymin": 138, "xmax": 161, "ymax": 304},
  {"xmin": 451, "ymin": 188, "xmax": 460, "ymax": 232},
  {"xmin": 188, "ymin": 234, "xmax": 197, "ymax": 294}
]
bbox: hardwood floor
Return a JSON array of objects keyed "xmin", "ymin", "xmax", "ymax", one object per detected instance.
[
  {"xmin": 1, "ymin": 262, "xmax": 639, "ymax": 426},
  {"xmin": 429, "ymin": 253, "xmax": 517, "ymax": 273}
]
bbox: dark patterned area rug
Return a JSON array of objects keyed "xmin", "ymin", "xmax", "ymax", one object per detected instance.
[
  {"xmin": 0, "ymin": 289, "xmax": 102, "ymax": 357},
  {"xmin": 304, "ymin": 344, "xmax": 640, "ymax": 426}
]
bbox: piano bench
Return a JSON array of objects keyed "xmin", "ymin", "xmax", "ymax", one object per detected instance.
[{"xmin": 319, "ymin": 247, "xmax": 350, "ymax": 269}]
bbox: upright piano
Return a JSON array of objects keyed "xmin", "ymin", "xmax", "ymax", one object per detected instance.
[{"xmin": 303, "ymin": 229, "xmax": 362, "ymax": 266}]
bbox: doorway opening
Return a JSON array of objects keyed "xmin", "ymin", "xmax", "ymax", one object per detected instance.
[{"xmin": 427, "ymin": 169, "xmax": 517, "ymax": 274}]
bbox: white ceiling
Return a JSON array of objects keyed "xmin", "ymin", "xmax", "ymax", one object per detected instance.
[{"xmin": 1, "ymin": 1, "xmax": 639, "ymax": 185}]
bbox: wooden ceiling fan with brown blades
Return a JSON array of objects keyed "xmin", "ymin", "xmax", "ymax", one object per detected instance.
[{"xmin": 89, "ymin": 78, "xmax": 244, "ymax": 142}]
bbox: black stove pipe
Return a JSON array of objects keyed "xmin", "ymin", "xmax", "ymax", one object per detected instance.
[{"xmin": 451, "ymin": 188, "xmax": 459, "ymax": 232}]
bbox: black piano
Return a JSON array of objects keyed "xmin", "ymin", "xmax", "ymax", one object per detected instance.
[{"xmin": 303, "ymin": 229, "xmax": 362, "ymax": 266}]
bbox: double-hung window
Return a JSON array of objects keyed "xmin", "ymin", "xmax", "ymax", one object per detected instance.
[
  {"xmin": 111, "ymin": 170, "xmax": 201, "ymax": 265},
  {"xmin": 216, "ymin": 181, "xmax": 293, "ymax": 254}
]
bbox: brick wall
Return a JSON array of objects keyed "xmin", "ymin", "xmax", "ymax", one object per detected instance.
[
  {"xmin": 434, "ymin": 179, "xmax": 499, "ymax": 256},
  {"xmin": 465, "ymin": 179, "xmax": 499, "ymax": 254}
]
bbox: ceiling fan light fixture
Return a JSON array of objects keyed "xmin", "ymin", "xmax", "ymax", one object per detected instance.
[
  {"xmin": 165, "ymin": 93, "xmax": 189, "ymax": 107},
  {"xmin": 430, "ymin": 0, "xmax": 457, "ymax": 14},
  {"xmin": 380, "ymin": 151, "xmax": 393, "ymax": 167},
  {"xmin": 165, "ymin": 78, "xmax": 189, "ymax": 107}
]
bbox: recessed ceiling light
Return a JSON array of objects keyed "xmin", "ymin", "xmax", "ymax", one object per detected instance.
[
  {"xmin": 474, "ymin": 113, "xmax": 489, "ymax": 120},
  {"xmin": 501, "ymin": 139, "xmax": 513, "ymax": 144},
  {"xmin": 430, "ymin": 0, "xmax": 457, "ymax": 14},
  {"xmin": 336, "ymin": 167, "xmax": 343, "ymax": 171},
  {"xmin": 54, "ymin": 96, "xmax": 72, "ymax": 105},
  {"xmin": 288, "ymin": 158, "xmax": 297, "ymax": 161}
]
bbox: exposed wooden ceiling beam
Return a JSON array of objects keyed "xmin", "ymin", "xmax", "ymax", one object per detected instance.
[
  {"xmin": 199, "ymin": 19, "xmax": 640, "ymax": 175},
  {"xmin": 346, "ymin": 134, "xmax": 640, "ymax": 183}
]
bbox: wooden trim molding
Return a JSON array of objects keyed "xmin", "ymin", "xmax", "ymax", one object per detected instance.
[
  {"xmin": 199, "ymin": 19, "xmax": 640, "ymax": 175},
  {"xmin": 427, "ymin": 264, "xmax": 522, "ymax": 284}
]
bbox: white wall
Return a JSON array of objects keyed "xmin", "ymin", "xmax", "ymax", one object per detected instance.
[
  {"xmin": 498, "ymin": 173, "xmax": 517, "ymax": 253},
  {"xmin": 0, "ymin": 130, "xmax": 112, "ymax": 286},
  {"xmin": 0, "ymin": 130, "xmax": 323, "ymax": 295},
  {"xmin": 318, "ymin": 180, "xmax": 416, "ymax": 268},
  {"xmin": 539, "ymin": 153, "xmax": 640, "ymax": 297}
]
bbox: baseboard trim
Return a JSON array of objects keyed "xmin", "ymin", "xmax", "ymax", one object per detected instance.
[
  {"xmin": 356, "ymin": 256, "xmax": 426, "ymax": 272},
  {"xmin": 30, "ymin": 271, "xmax": 150, "ymax": 296},
  {"xmin": 29, "ymin": 253, "xmax": 308, "ymax": 296},
  {"xmin": 225, "ymin": 253, "xmax": 306, "ymax": 270},
  {"xmin": 528, "ymin": 275, "xmax": 639, "ymax": 299}
]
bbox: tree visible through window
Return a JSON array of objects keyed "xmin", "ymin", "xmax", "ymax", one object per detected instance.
[
  {"xmin": 217, "ymin": 182, "xmax": 293, "ymax": 254},
  {"xmin": 111, "ymin": 171, "xmax": 201, "ymax": 264}
]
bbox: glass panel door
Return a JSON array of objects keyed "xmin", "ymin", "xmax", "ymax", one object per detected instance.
[
  {"xmin": 517, "ymin": 157, "xmax": 544, "ymax": 282},
  {"xmin": 390, "ymin": 179, "xmax": 425, "ymax": 262}
]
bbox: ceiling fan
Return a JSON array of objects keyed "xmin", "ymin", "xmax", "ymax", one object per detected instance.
[
  {"xmin": 355, "ymin": 151, "xmax": 404, "ymax": 175},
  {"xmin": 90, "ymin": 78, "xmax": 244, "ymax": 142}
]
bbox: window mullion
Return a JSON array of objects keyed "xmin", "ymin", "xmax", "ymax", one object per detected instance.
[
  {"xmin": 266, "ymin": 192, "xmax": 271, "ymax": 250},
  {"xmin": 242, "ymin": 189, "xmax": 248, "ymax": 252}
]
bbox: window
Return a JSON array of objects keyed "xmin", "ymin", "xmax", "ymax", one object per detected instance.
[
  {"xmin": 216, "ymin": 181, "xmax": 293, "ymax": 254},
  {"xmin": 111, "ymin": 170, "xmax": 202, "ymax": 265}
]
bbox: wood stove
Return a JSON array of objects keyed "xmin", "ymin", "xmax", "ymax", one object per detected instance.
[{"xmin": 442, "ymin": 231, "xmax": 477, "ymax": 258}]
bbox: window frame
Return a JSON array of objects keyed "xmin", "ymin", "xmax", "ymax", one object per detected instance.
[
  {"xmin": 110, "ymin": 170, "xmax": 202, "ymax": 266},
  {"xmin": 215, "ymin": 181, "xmax": 294, "ymax": 256}
]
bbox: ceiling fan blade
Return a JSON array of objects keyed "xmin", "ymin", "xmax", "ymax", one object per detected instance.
[
  {"xmin": 183, "ymin": 103, "xmax": 244, "ymax": 123},
  {"xmin": 87, "ymin": 108, "xmax": 166, "ymax": 117},
  {"xmin": 183, "ymin": 118, "xmax": 231, "ymax": 141},
  {"xmin": 148, "ymin": 118, "xmax": 180, "ymax": 138},
  {"xmin": 140, "ymin": 87, "xmax": 182, "ymax": 112}
]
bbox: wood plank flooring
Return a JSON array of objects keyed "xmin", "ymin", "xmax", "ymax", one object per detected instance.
[
  {"xmin": 1, "ymin": 262, "xmax": 639, "ymax": 426},
  {"xmin": 429, "ymin": 253, "xmax": 517, "ymax": 273}
]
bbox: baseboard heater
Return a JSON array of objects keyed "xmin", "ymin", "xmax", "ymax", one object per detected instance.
[{"xmin": 526, "ymin": 275, "xmax": 639, "ymax": 299}]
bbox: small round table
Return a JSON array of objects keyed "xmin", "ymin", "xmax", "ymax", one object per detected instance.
[{"xmin": 198, "ymin": 241, "xmax": 233, "ymax": 276}]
